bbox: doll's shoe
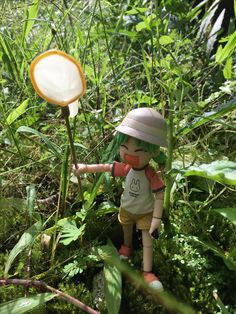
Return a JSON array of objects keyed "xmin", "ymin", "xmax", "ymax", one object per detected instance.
[
  {"xmin": 143, "ymin": 272, "xmax": 163, "ymax": 291},
  {"xmin": 118, "ymin": 245, "xmax": 133, "ymax": 259}
]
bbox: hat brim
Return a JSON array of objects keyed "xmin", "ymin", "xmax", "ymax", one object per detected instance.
[{"xmin": 116, "ymin": 125, "xmax": 168, "ymax": 147}]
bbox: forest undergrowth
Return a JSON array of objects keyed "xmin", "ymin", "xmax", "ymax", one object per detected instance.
[{"xmin": 0, "ymin": 0, "xmax": 236, "ymax": 313}]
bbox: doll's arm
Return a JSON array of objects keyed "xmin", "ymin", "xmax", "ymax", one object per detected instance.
[
  {"xmin": 73, "ymin": 163, "xmax": 112, "ymax": 176},
  {"xmin": 149, "ymin": 191, "xmax": 164, "ymax": 237}
]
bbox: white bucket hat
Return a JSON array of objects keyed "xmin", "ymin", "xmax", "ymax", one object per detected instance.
[{"xmin": 115, "ymin": 107, "xmax": 168, "ymax": 147}]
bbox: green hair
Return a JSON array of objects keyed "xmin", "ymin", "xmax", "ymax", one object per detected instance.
[{"xmin": 113, "ymin": 132, "xmax": 167, "ymax": 165}]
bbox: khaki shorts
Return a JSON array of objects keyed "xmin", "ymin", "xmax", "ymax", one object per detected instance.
[{"xmin": 118, "ymin": 207, "xmax": 152, "ymax": 230}]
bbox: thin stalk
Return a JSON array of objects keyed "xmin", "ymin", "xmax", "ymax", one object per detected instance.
[
  {"xmin": 60, "ymin": 143, "xmax": 70, "ymax": 217},
  {"xmin": 164, "ymin": 96, "xmax": 174, "ymax": 231},
  {"xmin": 62, "ymin": 107, "xmax": 84, "ymax": 203},
  {"xmin": 98, "ymin": 0, "xmax": 120, "ymax": 96}
]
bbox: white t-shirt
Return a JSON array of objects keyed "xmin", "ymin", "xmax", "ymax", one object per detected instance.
[{"xmin": 112, "ymin": 162, "xmax": 165, "ymax": 215}]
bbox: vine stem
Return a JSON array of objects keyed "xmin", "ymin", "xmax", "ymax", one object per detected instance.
[{"xmin": 0, "ymin": 279, "xmax": 100, "ymax": 314}]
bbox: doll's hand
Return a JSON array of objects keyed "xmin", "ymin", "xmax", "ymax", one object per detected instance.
[
  {"xmin": 149, "ymin": 218, "xmax": 161, "ymax": 239},
  {"xmin": 72, "ymin": 164, "xmax": 87, "ymax": 176}
]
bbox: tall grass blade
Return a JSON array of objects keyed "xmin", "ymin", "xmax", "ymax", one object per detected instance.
[
  {"xmin": 17, "ymin": 126, "xmax": 62, "ymax": 159},
  {"xmin": 4, "ymin": 221, "xmax": 43, "ymax": 277},
  {"xmin": 22, "ymin": 0, "xmax": 41, "ymax": 45},
  {"xmin": 6, "ymin": 99, "xmax": 29, "ymax": 125},
  {"xmin": 26, "ymin": 185, "xmax": 36, "ymax": 219},
  {"xmin": 177, "ymin": 98, "xmax": 236, "ymax": 136}
]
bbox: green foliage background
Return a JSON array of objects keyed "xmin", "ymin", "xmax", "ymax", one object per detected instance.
[{"xmin": 0, "ymin": 0, "xmax": 235, "ymax": 313}]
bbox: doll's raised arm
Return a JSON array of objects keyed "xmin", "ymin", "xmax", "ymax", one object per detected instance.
[{"xmin": 73, "ymin": 163, "xmax": 112, "ymax": 176}]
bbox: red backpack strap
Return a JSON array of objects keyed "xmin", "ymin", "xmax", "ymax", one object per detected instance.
[{"xmin": 145, "ymin": 166, "xmax": 165, "ymax": 192}]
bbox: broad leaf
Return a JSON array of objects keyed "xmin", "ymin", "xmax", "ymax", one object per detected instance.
[
  {"xmin": 4, "ymin": 221, "xmax": 43, "ymax": 276},
  {"xmin": 58, "ymin": 219, "xmax": 86, "ymax": 245},
  {"xmin": 98, "ymin": 242, "xmax": 122, "ymax": 314},
  {"xmin": 177, "ymin": 98, "xmax": 236, "ymax": 136},
  {"xmin": 6, "ymin": 99, "xmax": 29, "ymax": 125},
  {"xmin": 0, "ymin": 293, "xmax": 56, "ymax": 314},
  {"xmin": 213, "ymin": 208, "xmax": 236, "ymax": 226},
  {"xmin": 182, "ymin": 160, "xmax": 236, "ymax": 186},
  {"xmin": 17, "ymin": 126, "xmax": 62, "ymax": 159}
]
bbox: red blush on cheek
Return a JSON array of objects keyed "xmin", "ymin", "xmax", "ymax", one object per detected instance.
[{"xmin": 124, "ymin": 154, "xmax": 140, "ymax": 167}]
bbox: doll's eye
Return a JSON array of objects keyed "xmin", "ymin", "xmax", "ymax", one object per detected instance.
[
  {"xmin": 121, "ymin": 144, "xmax": 128, "ymax": 149},
  {"xmin": 135, "ymin": 149, "xmax": 147, "ymax": 152}
]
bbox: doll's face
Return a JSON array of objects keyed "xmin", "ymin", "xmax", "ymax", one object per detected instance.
[{"xmin": 119, "ymin": 137, "xmax": 153, "ymax": 169}]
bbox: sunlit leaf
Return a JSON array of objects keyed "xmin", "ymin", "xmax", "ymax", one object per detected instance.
[
  {"xmin": 182, "ymin": 160, "xmax": 236, "ymax": 186},
  {"xmin": 4, "ymin": 221, "xmax": 43, "ymax": 276},
  {"xmin": 136, "ymin": 21, "xmax": 148, "ymax": 32},
  {"xmin": 213, "ymin": 208, "xmax": 236, "ymax": 226},
  {"xmin": 159, "ymin": 35, "xmax": 174, "ymax": 45},
  {"xmin": 6, "ymin": 99, "xmax": 29, "ymax": 125},
  {"xmin": 17, "ymin": 126, "xmax": 62, "ymax": 159},
  {"xmin": 216, "ymin": 32, "xmax": 236, "ymax": 63},
  {"xmin": 98, "ymin": 242, "xmax": 121, "ymax": 314},
  {"xmin": 0, "ymin": 293, "xmax": 56, "ymax": 314},
  {"xmin": 126, "ymin": 8, "xmax": 148, "ymax": 14},
  {"xmin": 223, "ymin": 56, "xmax": 232, "ymax": 79}
]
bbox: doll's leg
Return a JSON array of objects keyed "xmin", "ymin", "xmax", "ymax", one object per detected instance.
[
  {"xmin": 118, "ymin": 208, "xmax": 134, "ymax": 258},
  {"xmin": 119, "ymin": 223, "xmax": 133, "ymax": 259},
  {"xmin": 142, "ymin": 230, "xmax": 153, "ymax": 272},
  {"xmin": 122, "ymin": 223, "xmax": 133, "ymax": 247},
  {"xmin": 142, "ymin": 230, "xmax": 163, "ymax": 290}
]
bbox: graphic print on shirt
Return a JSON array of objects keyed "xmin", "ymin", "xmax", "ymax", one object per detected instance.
[{"xmin": 129, "ymin": 178, "xmax": 140, "ymax": 197}]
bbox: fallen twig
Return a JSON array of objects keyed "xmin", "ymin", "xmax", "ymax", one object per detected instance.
[{"xmin": 0, "ymin": 278, "xmax": 100, "ymax": 314}]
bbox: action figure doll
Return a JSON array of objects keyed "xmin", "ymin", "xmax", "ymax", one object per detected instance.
[{"xmin": 73, "ymin": 107, "xmax": 167, "ymax": 290}]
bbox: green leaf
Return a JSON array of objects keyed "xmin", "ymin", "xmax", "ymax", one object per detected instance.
[
  {"xmin": 191, "ymin": 236, "xmax": 236, "ymax": 271},
  {"xmin": 16, "ymin": 126, "xmax": 62, "ymax": 159},
  {"xmin": 213, "ymin": 292, "xmax": 231, "ymax": 314},
  {"xmin": 26, "ymin": 185, "xmax": 36, "ymax": 218},
  {"xmin": 126, "ymin": 8, "xmax": 148, "ymax": 15},
  {"xmin": 223, "ymin": 56, "xmax": 232, "ymax": 79},
  {"xmin": 6, "ymin": 99, "xmax": 30, "ymax": 125},
  {"xmin": 159, "ymin": 35, "xmax": 174, "ymax": 45},
  {"xmin": 4, "ymin": 221, "xmax": 43, "ymax": 276},
  {"xmin": 0, "ymin": 293, "xmax": 56, "ymax": 314},
  {"xmin": 58, "ymin": 219, "xmax": 86, "ymax": 245},
  {"xmin": 22, "ymin": 0, "xmax": 41, "ymax": 44},
  {"xmin": 177, "ymin": 98, "xmax": 236, "ymax": 136},
  {"xmin": 216, "ymin": 32, "xmax": 236, "ymax": 63},
  {"xmin": 136, "ymin": 21, "xmax": 148, "ymax": 32},
  {"xmin": 213, "ymin": 208, "xmax": 236, "ymax": 226},
  {"xmin": 98, "ymin": 242, "xmax": 121, "ymax": 314},
  {"xmin": 183, "ymin": 160, "xmax": 236, "ymax": 186}
]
